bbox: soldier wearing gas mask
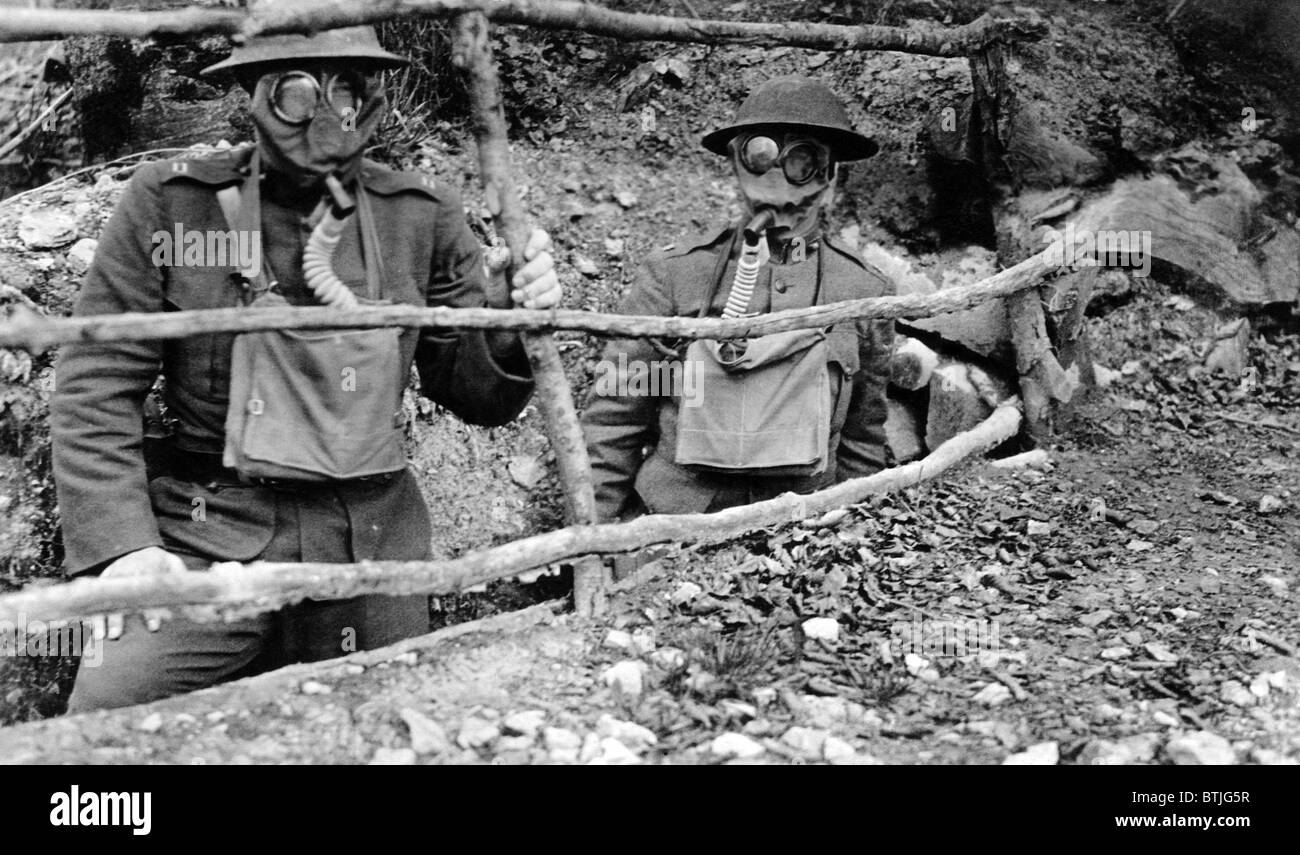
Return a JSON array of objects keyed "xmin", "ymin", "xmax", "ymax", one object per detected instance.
[
  {"xmin": 50, "ymin": 27, "xmax": 561, "ymax": 711},
  {"xmin": 583, "ymin": 76, "xmax": 894, "ymax": 523}
]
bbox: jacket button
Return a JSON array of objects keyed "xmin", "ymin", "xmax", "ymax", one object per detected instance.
[{"xmin": 773, "ymin": 276, "xmax": 787, "ymax": 294}]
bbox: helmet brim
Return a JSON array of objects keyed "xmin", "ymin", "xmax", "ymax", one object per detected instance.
[
  {"xmin": 201, "ymin": 46, "xmax": 409, "ymax": 77},
  {"xmin": 702, "ymin": 122, "xmax": 879, "ymax": 162}
]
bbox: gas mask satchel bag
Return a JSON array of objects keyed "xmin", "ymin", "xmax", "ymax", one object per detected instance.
[
  {"xmin": 675, "ymin": 327, "xmax": 831, "ymax": 477},
  {"xmin": 218, "ymin": 168, "xmax": 407, "ymax": 483},
  {"xmin": 673, "ymin": 227, "xmax": 832, "ymax": 478}
]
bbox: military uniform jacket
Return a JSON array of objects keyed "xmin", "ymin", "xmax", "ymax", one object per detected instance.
[
  {"xmin": 51, "ymin": 147, "xmax": 534, "ymax": 575},
  {"xmin": 582, "ymin": 224, "xmax": 895, "ymax": 521}
]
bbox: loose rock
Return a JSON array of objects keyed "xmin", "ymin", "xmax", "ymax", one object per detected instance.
[
  {"xmin": 602, "ymin": 660, "xmax": 646, "ymax": 696},
  {"xmin": 710, "ymin": 732, "xmax": 766, "ymax": 759},
  {"xmin": 400, "ymin": 708, "xmax": 450, "ymax": 755},
  {"xmin": 1166, "ymin": 731, "xmax": 1235, "ymax": 765},
  {"xmin": 502, "ymin": 709, "xmax": 547, "ymax": 739},
  {"xmin": 1003, "ymin": 741, "xmax": 1060, "ymax": 765}
]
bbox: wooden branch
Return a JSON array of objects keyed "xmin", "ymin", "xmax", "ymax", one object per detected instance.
[
  {"xmin": 1008, "ymin": 286, "xmax": 1077, "ymax": 439},
  {"xmin": 0, "ymin": 1, "xmax": 1046, "ymax": 57},
  {"xmin": 0, "ymin": 248, "xmax": 1063, "ymax": 354},
  {"xmin": 452, "ymin": 10, "xmax": 607, "ymax": 616},
  {"xmin": 0, "ymin": 89, "xmax": 70, "ymax": 162},
  {"xmin": 0, "ymin": 403, "xmax": 1020, "ymax": 626}
]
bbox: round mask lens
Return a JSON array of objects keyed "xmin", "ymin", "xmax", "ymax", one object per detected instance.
[
  {"xmin": 326, "ymin": 75, "xmax": 362, "ymax": 119},
  {"xmin": 270, "ymin": 72, "xmax": 320, "ymax": 124},
  {"xmin": 740, "ymin": 135, "xmax": 780, "ymax": 175},
  {"xmin": 782, "ymin": 141, "xmax": 825, "ymax": 185}
]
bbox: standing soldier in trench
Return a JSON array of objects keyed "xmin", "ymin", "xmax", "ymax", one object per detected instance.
[
  {"xmin": 583, "ymin": 76, "xmax": 894, "ymax": 532},
  {"xmin": 50, "ymin": 27, "xmax": 562, "ymax": 711}
]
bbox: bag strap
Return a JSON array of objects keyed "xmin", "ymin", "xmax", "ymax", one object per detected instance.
[
  {"xmin": 698, "ymin": 226, "xmax": 742, "ymax": 319},
  {"xmin": 215, "ymin": 149, "xmax": 276, "ymax": 305},
  {"xmin": 354, "ymin": 181, "xmax": 384, "ymax": 301}
]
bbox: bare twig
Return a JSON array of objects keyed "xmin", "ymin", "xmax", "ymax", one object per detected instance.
[
  {"xmin": 0, "ymin": 88, "xmax": 69, "ymax": 161},
  {"xmin": 0, "ymin": 404, "xmax": 1021, "ymax": 625},
  {"xmin": 0, "ymin": 1, "xmax": 1047, "ymax": 57},
  {"xmin": 1209, "ymin": 412, "xmax": 1300, "ymax": 438},
  {"xmin": 0, "ymin": 249, "xmax": 1064, "ymax": 353},
  {"xmin": 451, "ymin": 10, "xmax": 606, "ymax": 615},
  {"xmin": 1254, "ymin": 631, "xmax": 1297, "ymax": 657}
]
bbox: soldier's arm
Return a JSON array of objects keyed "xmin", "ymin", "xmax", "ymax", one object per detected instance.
[
  {"xmin": 50, "ymin": 166, "xmax": 168, "ymax": 575},
  {"xmin": 581, "ymin": 254, "xmax": 674, "ymax": 522},
  {"xmin": 836, "ymin": 282, "xmax": 895, "ymax": 480},
  {"xmin": 415, "ymin": 187, "xmax": 534, "ymax": 427}
]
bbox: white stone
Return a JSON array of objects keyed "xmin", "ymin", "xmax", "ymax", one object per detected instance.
[
  {"xmin": 65, "ymin": 238, "xmax": 97, "ymax": 274},
  {"xmin": 136, "ymin": 712, "xmax": 163, "ymax": 733},
  {"xmin": 596, "ymin": 714, "xmax": 657, "ymax": 750},
  {"xmin": 822, "ymin": 735, "xmax": 858, "ymax": 764},
  {"xmin": 501, "ymin": 709, "xmax": 546, "ymax": 739},
  {"xmin": 710, "ymin": 732, "xmax": 766, "ymax": 759},
  {"xmin": 1166, "ymin": 731, "xmax": 1235, "ymax": 765},
  {"xmin": 18, "ymin": 208, "xmax": 78, "ymax": 249},
  {"xmin": 973, "ymin": 683, "xmax": 1012, "ymax": 706},
  {"xmin": 631, "ymin": 628, "xmax": 657, "ymax": 654},
  {"xmin": 1250, "ymin": 748, "xmax": 1298, "ymax": 766},
  {"xmin": 400, "ymin": 708, "xmax": 450, "ymax": 754},
  {"xmin": 801, "ymin": 617, "xmax": 840, "ymax": 642},
  {"xmin": 603, "ymin": 629, "xmax": 634, "ymax": 651},
  {"xmin": 720, "ymin": 699, "xmax": 757, "ymax": 720},
  {"xmin": 1248, "ymin": 674, "xmax": 1271, "ymax": 699},
  {"xmin": 1003, "ymin": 741, "xmax": 1059, "ymax": 765},
  {"xmin": 370, "ymin": 747, "xmax": 418, "ymax": 765},
  {"xmin": 781, "ymin": 726, "xmax": 828, "ymax": 756},
  {"xmin": 300, "ymin": 680, "xmax": 332, "ymax": 695},
  {"xmin": 578, "ymin": 732, "xmax": 602, "ymax": 763},
  {"xmin": 456, "ymin": 718, "xmax": 501, "ymax": 749},
  {"xmin": 649, "ymin": 647, "xmax": 686, "ymax": 670},
  {"xmin": 669, "ymin": 581, "xmax": 702, "ymax": 605},
  {"xmin": 587, "ymin": 737, "xmax": 641, "ymax": 765},
  {"xmin": 543, "ymin": 727, "xmax": 582, "ymax": 762},
  {"xmin": 602, "ymin": 660, "xmax": 646, "ymax": 696},
  {"xmin": 1220, "ymin": 680, "xmax": 1255, "ymax": 707}
]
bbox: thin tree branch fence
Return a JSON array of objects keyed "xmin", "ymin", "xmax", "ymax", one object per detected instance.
[{"xmin": 0, "ymin": 0, "xmax": 1055, "ymax": 625}]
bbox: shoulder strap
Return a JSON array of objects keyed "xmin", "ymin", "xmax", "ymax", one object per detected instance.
[
  {"xmin": 698, "ymin": 226, "xmax": 742, "ymax": 319},
  {"xmin": 354, "ymin": 182, "xmax": 383, "ymax": 301},
  {"xmin": 215, "ymin": 149, "xmax": 275, "ymax": 304}
]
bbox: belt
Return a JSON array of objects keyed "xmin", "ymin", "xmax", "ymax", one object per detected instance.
[{"xmin": 168, "ymin": 450, "xmax": 398, "ymax": 491}]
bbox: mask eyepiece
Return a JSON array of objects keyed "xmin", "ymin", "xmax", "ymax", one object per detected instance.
[
  {"xmin": 737, "ymin": 133, "xmax": 831, "ymax": 185},
  {"xmin": 268, "ymin": 70, "xmax": 367, "ymax": 126}
]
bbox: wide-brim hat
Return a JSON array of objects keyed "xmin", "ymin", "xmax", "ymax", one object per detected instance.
[
  {"xmin": 201, "ymin": 26, "xmax": 409, "ymax": 76},
  {"xmin": 702, "ymin": 75, "xmax": 878, "ymax": 161}
]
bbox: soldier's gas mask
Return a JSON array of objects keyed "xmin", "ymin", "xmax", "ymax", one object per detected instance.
[
  {"xmin": 731, "ymin": 129, "xmax": 836, "ymax": 242},
  {"xmin": 248, "ymin": 64, "xmax": 388, "ymax": 188}
]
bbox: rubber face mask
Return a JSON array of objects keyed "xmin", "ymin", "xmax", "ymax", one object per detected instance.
[
  {"xmin": 732, "ymin": 132, "xmax": 836, "ymax": 241},
  {"xmin": 250, "ymin": 65, "xmax": 388, "ymax": 187}
]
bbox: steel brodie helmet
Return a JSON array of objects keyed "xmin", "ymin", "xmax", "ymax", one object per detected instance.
[
  {"xmin": 200, "ymin": 25, "xmax": 409, "ymax": 77},
  {"xmin": 702, "ymin": 75, "xmax": 878, "ymax": 162}
]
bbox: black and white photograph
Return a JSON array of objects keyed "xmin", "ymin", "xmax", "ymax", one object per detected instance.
[{"xmin": 0, "ymin": 0, "xmax": 1293, "ymax": 814}]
